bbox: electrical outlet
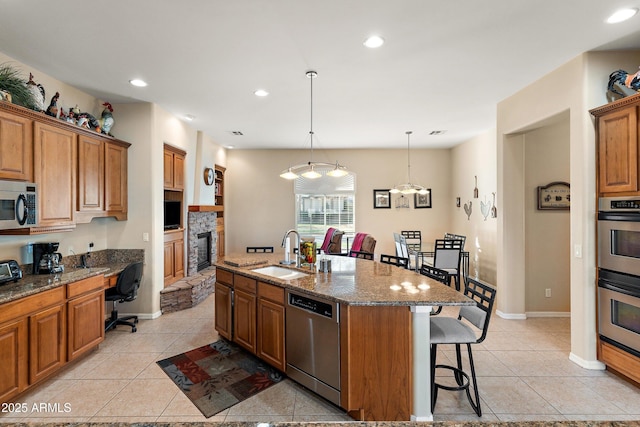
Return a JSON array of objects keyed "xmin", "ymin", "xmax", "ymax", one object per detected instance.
[
  {"xmin": 88, "ymin": 242, "xmax": 94, "ymax": 252},
  {"xmin": 545, "ymin": 288, "xmax": 551, "ymax": 298},
  {"xmin": 143, "ymin": 232, "xmax": 149, "ymax": 242}
]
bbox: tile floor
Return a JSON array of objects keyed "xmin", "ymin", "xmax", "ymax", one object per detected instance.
[{"xmin": 1, "ymin": 294, "xmax": 640, "ymax": 423}]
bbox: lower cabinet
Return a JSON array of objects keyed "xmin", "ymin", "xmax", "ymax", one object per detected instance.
[
  {"xmin": 164, "ymin": 229, "xmax": 185, "ymax": 287},
  {"xmin": 0, "ymin": 275, "xmax": 105, "ymax": 401},
  {"xmin": 233, "ymin": 274, "xmax": 257, "ymax": 354},
  {"xmin": 0, "ymin": 318, "xmax": 28, "ymax": 402},
  {"xmin": 257, "ymin": 281, "xmax": 286, "ymax": 371},
  {"xmin": 67, "ymin": 275, "xmax": 105, "ymax": 361},
  {"xmin": 29, "ymin": 303, "xmax": 66, "ymax": 384},
  {"xmin": 214, "ymin": 282, "xmax": 232, "ymax": 340}
]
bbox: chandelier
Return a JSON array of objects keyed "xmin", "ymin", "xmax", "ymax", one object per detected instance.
[
  {"xmin": 390, "ymin": 131, "xmax": 429, "ymax": 195},
  {"xmin": 279, "ymin": 71, "xmax": 349, "ymax": 180}
]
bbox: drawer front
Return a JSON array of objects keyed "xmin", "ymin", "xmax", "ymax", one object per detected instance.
[
  {"xmin": 67, "ymin": 275, "xmax": 104, "ymax": 299},
  {"xmin": 216, "ymin": 268, "xmax": 234, "ymax": 286},
  {"xmin": 0, "ymin": 287, "xmax": 65, "ymax": 325},
  {"xmin": 235, "ymin": 274, "xmax": 256, "ymax": 294},
  {"xmin": 258, "ymin": 281, "xmax": 284, "ymax": 304}
]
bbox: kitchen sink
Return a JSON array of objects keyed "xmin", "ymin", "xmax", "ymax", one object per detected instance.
[{"xmin": 251, "ymin": 265, "xmax": 310, "ymax": 280}]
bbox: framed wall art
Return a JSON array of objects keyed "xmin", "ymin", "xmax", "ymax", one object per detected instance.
[
  {"xmin": 414, "ymin": 190, "xmax": 432, "ymax": 209},
  {"xmin": 537, "ymin": 181, "xmax": 570, "ymax": 210},
  {"xmin": 373, "ymin": 189, "xmax": 391, "ymax": 209}
]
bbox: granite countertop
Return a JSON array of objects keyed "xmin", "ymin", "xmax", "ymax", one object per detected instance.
[
  {"xmin": 0, "ymin": 262, "xmax": 132, "ymax": 305},
  {"xmin": 216, "ymin": 253, "xmax": 473, "ymax": 307}
]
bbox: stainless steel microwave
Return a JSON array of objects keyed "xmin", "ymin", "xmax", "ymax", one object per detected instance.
[{"xmin": 0, "ymin": 180, "xmax": 37, "ymax": 229}]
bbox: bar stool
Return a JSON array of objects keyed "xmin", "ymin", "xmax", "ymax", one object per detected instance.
[{"xmin": 430, "ymin": 277, "xmax": 497, "ymax": 416}]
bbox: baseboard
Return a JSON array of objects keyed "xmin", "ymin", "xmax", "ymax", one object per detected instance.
[
  {"xmin": 525, "ymin": 311, "xmax": 570, "ymax": 318},
  {"xmin": 118, "ymin": 310, "xmax": 162, "ymax": 320},
  {"xmin": 569, "ymin": 352, "xmax": 606, "ymax": 370},
  {"xmin": 496, "ymin": 309, "xmax": 526, "ymax": 320}
]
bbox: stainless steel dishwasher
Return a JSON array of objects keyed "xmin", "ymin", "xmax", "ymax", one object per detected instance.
[{"xmin": 285, "ymin": 290, "xmax": 340, "ymax": 406}]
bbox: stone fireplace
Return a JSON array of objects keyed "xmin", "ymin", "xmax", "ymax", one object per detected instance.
[
  {"xmin": 187, "ymin": 211, "xmax": 216, "ymax": 276},
  {"xmin": 160, "ymin": 209, "xmax": 217, "ymax": 314}
]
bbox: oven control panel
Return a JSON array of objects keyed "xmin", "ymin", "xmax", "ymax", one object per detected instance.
[{"xmin": 599, "ymin": 197, "xmax": 640, "ymax": 212}]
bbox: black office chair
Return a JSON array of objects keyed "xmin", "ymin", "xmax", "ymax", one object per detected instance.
[
  {"xmin": 105, "ymin": 261, "xmax": 143, "ymax": 333},
  {"xmin": 380, "ymin": 254, "xmax": 409, "ymax": 268},
  {"xmin": 430, "ymin": 277, "xmax": 497, "ymax": 416}
]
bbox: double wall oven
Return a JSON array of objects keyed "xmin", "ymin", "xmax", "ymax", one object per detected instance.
[{"xmin": 597, "ymin": 197, "xmax": 640, "ymax": 357}]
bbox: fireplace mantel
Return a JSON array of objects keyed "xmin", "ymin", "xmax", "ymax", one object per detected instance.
[{"xmin": 188, "ymin": 205, "xmax": 223, "ymax": 212}]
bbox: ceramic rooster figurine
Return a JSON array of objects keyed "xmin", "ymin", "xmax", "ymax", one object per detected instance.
[{"xmin": 100, "ymin": 102, "xmax": 114, "ymax": 136}]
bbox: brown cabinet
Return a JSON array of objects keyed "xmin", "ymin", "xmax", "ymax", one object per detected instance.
[
  {"xmin": 105, "ymin": 141, "xmax": 128, "ymax": 216},
  {"xmin": 164, "ymin": 228, "xmax": 185, "ymax": 287},
  {"xmin": 0, "ymin": 109, "xmax": 32, "ymax": 181},
  {"xmin": 214, "ymin": 282, "xmax": 233, "ymax": 340},
  {"xmin": 29, "ymin": 303, "xmax": 66, "ymax": 384},
  {"xmin": 592, "ymin": 93, "xmax": 640, "ymax": 195},
  {"xmin": 0, "ymin": 318, "xmax": 28, "ymax": 402},
  {"xmin": 215, "ymin": 165, "xmax": 226, "ymax": 257},
  {"xmin": 164, "ymin": 145, "xmax": 185, "ymax": 190},
  {"xmin": 77, "ymin": 134, "xmax": 104, "ymax": 213},
  {"xmin": 233, "ymin": 274, "xmax": 257, "ymax": 354},
  {"xmin": 33, "ymin": 121, "xmax": 77, "ymax": 228},
  {"xmin": 66, "ymin": 275, "xmax": 105, "ymax": 361},
  {"xmin": 257, "ymin": 281, "xmax": 286, "ymax": 371}
]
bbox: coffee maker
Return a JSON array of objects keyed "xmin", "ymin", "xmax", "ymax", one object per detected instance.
[{"xmin": 32, "ymin": 242, "xmax": 64, "ymax": 274}]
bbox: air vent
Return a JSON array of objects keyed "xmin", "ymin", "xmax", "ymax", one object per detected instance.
[
  {"xmin": 429, "ymin": 130, "xmax": 446, "ymax": 135},
  {"xmin": 230, "ymin": 131, "xmax": 244, "ymax": 136}
]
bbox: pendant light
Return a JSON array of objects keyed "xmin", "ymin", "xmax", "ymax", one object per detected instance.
[
  {"xmin": 390, "ymin": 131, "xmax": 429, "ymax": 195},
  {"xmin": 280, "ymin": 71, "xmax": 349, "ymax": 180}
]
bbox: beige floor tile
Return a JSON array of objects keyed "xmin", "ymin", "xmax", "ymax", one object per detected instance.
[
  {"xmin": 34, "ymin": 379, "xmax": 130, "ymax": 418},
  {"xmin": 55, "ymin": 350, "xmax": 113, "ymax": 380},
  {"xmin": 438, "ymin": 348, "xmax": 516, "ymax": 377},
  {"xmin": 93, "ymin": 378, "xmax": 179, "ymax": 417},
  {"xmin": 224, "ymin": 415, "xmax": 293, "ymax": 422},
  {"xmin": 293, "ymin": 414, "xmax": 354, "ymax": 421},
  {"xmin": 293, "ymin": 386, "xmax": 346, "ymax": 416},
  {"xmin": 160, "ymin": 389, "xmax": 207, "ymax": 417},
  {"xmin": 563, "ymin": 414, "xmax": 640, "ymax": 421},
  {"xmin": 89, "ymin": 416, "xmax": 159, "ymax": 422},
  {"xmin": 433, "ymin": 412, "xmax": 500, "ymax": 422},
  {"xmin": 523, "ymin": 376, "xmax": 627, "ymax": 415},
  {"xmin": 497, "ymin": 414, "xmax": 568, "ymax": 421},
  {"xmin": 577, "ymin": 375, "xmax": 640, "ymax": 414},
  {"xmin": 158, "ymin": 415, "xmax": 226, "ymax": 422},
  {"xmin": 82, "ymin": 352, "xmax": 160, "ymax": 380},
  {"xmin": 478, "ymin": 377, "xmax": 561, "ymax": 415},
  {"xmin": 226, "ymin": 381, "xmax": 296, "ymax": 416}
]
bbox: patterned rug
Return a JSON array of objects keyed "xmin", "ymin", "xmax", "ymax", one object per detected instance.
[{"xmin": 157, "ymin": 339, "xmax": 285, "ymax": 417}]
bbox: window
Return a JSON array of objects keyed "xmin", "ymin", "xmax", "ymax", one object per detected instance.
[{"xmin": 294, "ymin": 170, "xmax": 355, "ymax": 250}]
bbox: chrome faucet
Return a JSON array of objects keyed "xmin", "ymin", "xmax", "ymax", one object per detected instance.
[{"xmin": 281, "ymin": 229, "xmax": 301, "ymax": 266}]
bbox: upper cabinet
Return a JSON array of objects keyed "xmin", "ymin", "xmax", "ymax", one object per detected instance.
[
  {"xmin": 0, "ymin": 102, "xmax": 130, "ymax": 234},
  {"xmin": 0, "ymin": 109, "xmax": 33, "ymax": 181},
  {"xmin": 591, "ymin": 93, "xmax": 640, "ymax": 196},
  {"xmin": 164, "ymin": 145, "xmax": 185, "ymax": 191}
]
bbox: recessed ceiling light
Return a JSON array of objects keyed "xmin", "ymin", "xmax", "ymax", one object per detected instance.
[
  {"xmin": 184, "ymin": 114, "xmax": 195, "ymax": 121},
  {"xmin": 606, "ymin": 8, "xmax": 638, "ymax": 23},
  {"xmin": 226, "ymin": 145, "xmax": 235, "ymax": 149},
  {"xmin": 364, "ymin": 35, "xmax": 385, "ymax": 48},
  {"xmin": 129, "ymin": 79, "xmax": 148, "ymax": 87},
  {"xmin": 254, "ymin": 89, "xmax": 269, "ymax": 97}
]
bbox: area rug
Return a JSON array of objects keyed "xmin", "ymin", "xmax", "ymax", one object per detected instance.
[{"xmin": 157, "ymin": 339, "xmax": 285, "ymax": 417}]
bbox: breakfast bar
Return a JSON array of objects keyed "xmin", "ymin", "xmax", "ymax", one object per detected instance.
[{"xmin": 215, "ymin": 253, "xmax": 474, "ymax": 421}]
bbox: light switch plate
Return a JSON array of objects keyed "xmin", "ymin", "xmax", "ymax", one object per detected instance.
[{"xmin": 574, "ymin": 244, "xmax": 582, "ymax": 258}]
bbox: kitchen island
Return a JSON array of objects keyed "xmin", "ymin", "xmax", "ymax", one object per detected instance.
[{"xmin": 215, "ymin": 253, "xmax": 474, "ymax": 422}]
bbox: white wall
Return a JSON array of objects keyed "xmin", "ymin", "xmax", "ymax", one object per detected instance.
[
  {"xmin": 497, "ymin": 49, "xmax": 640, "ymax": 367},
  {"xmin": 226, "ymin": 148, "xmax": 452, "ymax": 257},
  {"xmin": 524, "ymin": 118, "xmax": 570, "ymax": 314},
  {"xmin": 451, "ymin": 129, "xmax": 498, "ymax": 284}
]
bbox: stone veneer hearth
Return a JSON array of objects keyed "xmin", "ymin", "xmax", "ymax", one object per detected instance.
[{"xmin": 160, "ymin": 209, "xmax": 217, "ymax": 314}]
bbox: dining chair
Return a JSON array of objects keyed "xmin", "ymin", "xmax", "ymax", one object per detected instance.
[
  {"xmin": 380, "ymin": 254, "xmax": 409, "ymax": 268},
  {"xmin": 349, "ymin": 250, "xmax": 374, "ymax": 260},
  {"xmin": 393, "ymin": 232, "xmax": 413, "ymax": 269},
  {"xmin": 401, "ymin": 230, "xmax": 422, "ymax": 252},
  {"xmin": 433, "ymin": 239, "xmax": 462, "ymax": 291},
  {"xmin": 430, "ymin": 277, "xmax": 497, "ymax": 416},
  {"xmin": 444, "ymin": 233, "xmax": 466, "ymax": 250}
]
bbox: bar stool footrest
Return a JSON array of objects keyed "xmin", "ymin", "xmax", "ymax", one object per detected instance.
[{"xmin": 434, "ymin": 364, "xmax": 470, "ymax": 391}]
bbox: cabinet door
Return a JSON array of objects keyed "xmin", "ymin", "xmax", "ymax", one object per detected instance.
[
  {"xmin": 163, "ymin": 150, "xmax": 174, "ymax": 188},
  {"xmin": 173, "ymin": 239, "xmax": 184, "ymax": 279},
  {"xmin": 257, "ymin": 298, "xmax": 286, "ymax": 371},
  {"xmin": 0, "ymin": 318, "xmax": 28, "ymax": 403},
  {"xmin": 598, "ymin": 105, "xmax": 639, "ymax": 194},
  {"xmin": 33, "ymin": 122, "xmax": 77, "ymax": 226},
  {"xmin": 173, "ymin": 153, "xmax": 185, "ymax": 190},
  {"xmin": 164, "ymin": 241, "xmax": 174, "ymax": 283},
  {"xmin": 217, "ymin": 229, "xmax": 225, "ymax": 258},
  {"xmin": 77, "ymin": 135, "xmax": 104, "ymax": 212},
  {"xmin": 214, "ymin": 282, "xmax": 232, "ymax": 340},
  {"xmin": 29, "ymin": 304, "xmax": 65, "ymax": 384},
  {"xmin": 234, "ymin": 289, "xmax": 256, "ymax": 354},
  {"xmin": 0, "ymin": 110, "xmax": 33, "ymax": 181},
  {"xmin": 67, "ymin": 289, "xmax": 104, "ymax": 361},
  {"xmin": 105, "ymin": 142, "xmax": 127, "ymax": 215}
]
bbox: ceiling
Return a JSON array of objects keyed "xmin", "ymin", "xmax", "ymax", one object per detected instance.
[{"xmin": 1, "ymin": 1, "xmax": 640, "ymax": 150}]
